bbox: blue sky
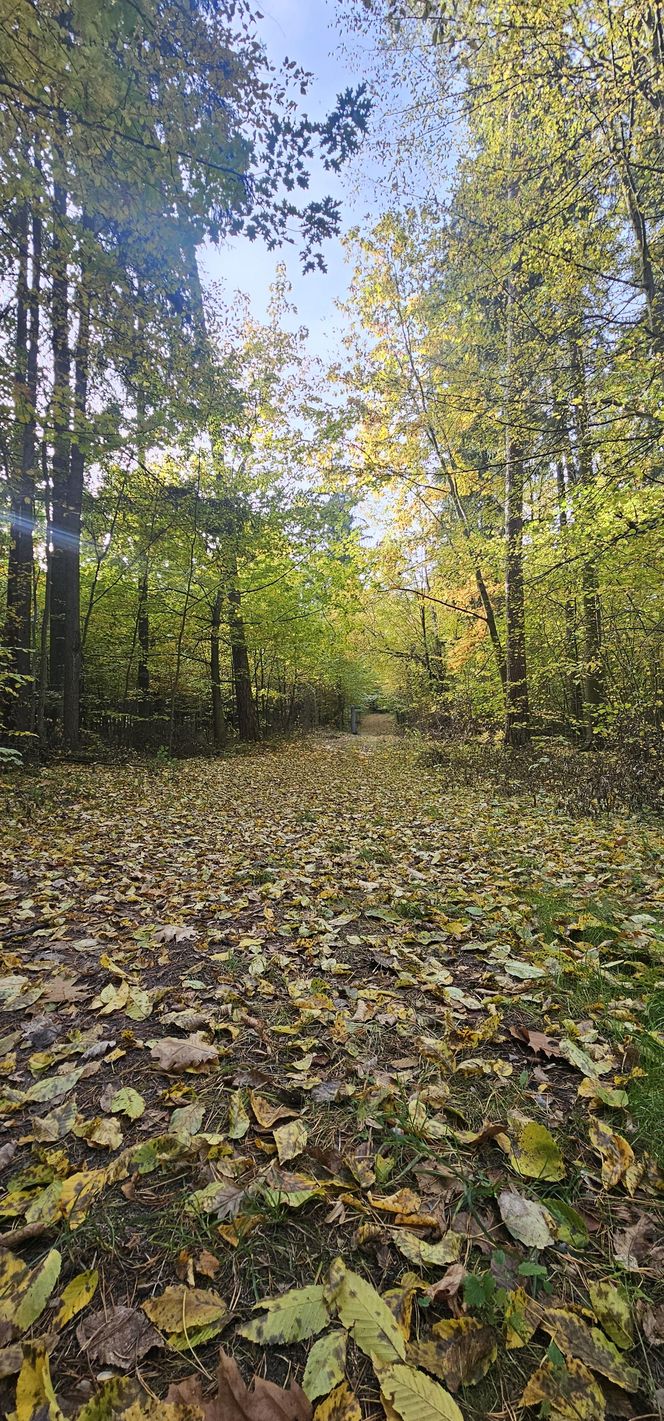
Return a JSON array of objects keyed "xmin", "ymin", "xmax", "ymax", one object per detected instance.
[{"xmin": 200, "ymin": 0, "xmax": 378, "ymax": 359}]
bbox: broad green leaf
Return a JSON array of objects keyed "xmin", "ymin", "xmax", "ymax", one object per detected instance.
[
  {"xmin": 379, "ymin": 1363, "xmax": 464, "ymax": 1421},
  {"xmin": 303, "ymin": 1330, "xmax": 347, "ymax": 1401},
  {"xmin": 325, "ymin": 1259, "xmax": 405, "ymax": 1364},
  {"xmin": 239, "ymin": 1283, "xmax": 330, "ymax": 1345}
]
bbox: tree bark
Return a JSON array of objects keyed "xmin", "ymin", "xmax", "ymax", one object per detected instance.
[
  {"xmin": 210, "ymin": 590, "xmax": 226, "ymax": 746},
  {"xmin": 227, "ymin": 548, "xmax": 260, "ymax": 742},
  {"xmin": 556, "ymin": 459, "xmax": 583, "ymax": 731},
  {"xmin": 62, "ymin": 259, "xmax": 91, "ymax": 749},
  {"xmin": 3, "ymin": 196, "xmax": 41, "ymax": 739},
  {"xmin": 48, "ymin": 177, "xmax": 71, "ymax": 708},
  {"xmin": 504, "ymin": 435, "xmax": 530, "ymax": 746},
  {"xmin": 569, "ymin": 340, "xmax": 605, "ymax": 746},
  {"xmin": 503, "ymin": 230, "xmax": 530, "ymax": 744}
]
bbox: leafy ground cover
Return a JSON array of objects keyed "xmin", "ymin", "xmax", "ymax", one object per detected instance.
[{"xmin": 1, "ymin": 736, "xmax": 664, "ymax": 1421}]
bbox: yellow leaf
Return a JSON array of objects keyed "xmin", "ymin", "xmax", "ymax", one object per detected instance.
[
  {"xmin": 503, "ymin": 1287, "xmax": 543, "ymax": 1349},
  {"xmin": 228, "ymin": 1090, "xmax": 250, "ymax": 1140},
  {"xmin": 53, "ymin": 1268, "xmax": 98, "ymax": 1328},
  {"xmin": 379, "ymin": 1363, "xmax": 464, "ymax": 1421},
  {"xmin": 505, "ymin": 1120, "xmax": 565, "ymax": 1181},
  {"xmin": 589, "ymin": 1119, "xmax": 635, "ymax": 1189},
  {"xmin": 73, "ymin": 1116, "xmax": 123, "ymax": 1150},
  {"xmin": 411, "ymin": 1316, "xmax": 497, "ymax": 1389},
  {"xmin": 142, "ymin": 1285, "xmax": 228, "ymax": 1351},
  {"xmin": 312, "ymin": 1381, "xmax": 361, "ymax": 1420},
  {"xmin": 393, "ymin": 1231, "xmax": 460, "ymax": 1269},
  {"xmin": 14, "ymin": 1344, "xmax": 65, "ymax": 1421},
  {"xmin": 520, "ymin": 1354, "xmax": 605, "ymax": 1420},
  {"xmin": 303, "ymin": 1330, "xmax": 347, "ymax": 1401},
  {"xmin": 541, "ymin": 1308, "xmax": 640, "ymax": 1391},
  {"xmin": 239, "ymin": 1283, "xmax": 330, "ymax": 1345},
  {"xmin": 0, "ymin": 1249, "xmax": 61, "ymax": 1334},
  {"xmin": 273, "ymin": 1118, "xmax": 308, "ymax": 1163},
  {"xmin": 249, "ymin": 1091, "xmax": 297, "ymax": 1129},
  {"xmin": 588, "ymin": 1281, "xmax": 633, "ymax": 1350},
  {"xmin": 325, "ymin": 1259, "xmax": 405, "ymax": 1364}
]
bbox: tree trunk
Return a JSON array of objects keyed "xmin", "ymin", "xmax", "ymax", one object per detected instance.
[
  {"xmin": 136, "ymin": 571, "xmax": 150, "ymax": 699},
  {"xmin": 504, "ymin": 436, "xmax": 530, "ymax": 746},
  {"xmin": 569, "ymin": 340, "xmax": 605, "ymax": 746},
  {"xmin": 227, "ymin": 549, "xmax": 260, "ymax": 742},
  {"xmin": 210, "ymin": 590, "xmax": 226, "ymax": 746},
  {"xmin": 62, "ymin": 265, "xmax": 91, "ymax": 750},
  {"xmin": 556, "ymin": 459, "xmax": 583, "ymax": 731},
  {"xmin": 3, "ymin": 196, "xmax": 41, "ymax": 739},
  {"xmin": 48, "ymin": 178, "xmax": 71, "ymax": 709}
]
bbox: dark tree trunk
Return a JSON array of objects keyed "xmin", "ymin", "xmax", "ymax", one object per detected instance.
[
  {"xmin": 569, "ymin": 340, "xmax": 605, "ymax": 746},
  {"xmin": 48, "ymin": 178, "xmax": 71, "ymax": 707},
  {"xmin": 556, "ymin": 459, "xmax": 583, "ymax": 731},
  {"xmin": 227, "ymin": 551, "xmax": 260, "ymax": 742},
  {"xmin": 3, "ymin": 197, "xmax": 41, "ymax": 738},
  {"xmin": 62, "ymin": 267, "xmax": 90, "ymax": 750},
  {"xmin": 504, "ymin": 437, "xmax": 530, "ymax": 746},
  {"xmin": 136, "ymin": 571, "xmax": 150, "ymax": 698},
  {"xmin": 210, "ymin": 590, "xmax": 226, "ymax": 746}
]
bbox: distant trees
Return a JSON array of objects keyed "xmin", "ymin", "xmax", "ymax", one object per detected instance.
[
  {"xmin": 341, "ymin": 0, "xmax": 664, "ymax": 746},
  {"xmin": 0, "ymin": 0, "xmax": 369, "ymax": 752}
]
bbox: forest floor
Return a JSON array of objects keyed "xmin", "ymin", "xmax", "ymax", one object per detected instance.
[{"xmin": 1, "ymin": 735, "xmax": 664, "ymax": 1421}]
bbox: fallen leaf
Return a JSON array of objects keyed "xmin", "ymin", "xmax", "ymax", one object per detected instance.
[
  {"xmin": 273, "ymin": 1118, "xmax": 308, "ymax": 1164},
  {"xmin": 410, "ymin": 1316, "xmax": 497, "ymax": 1390},
  {"xmin": 379, "ymin": 1362, "xmax": 464, "ymax": 1421},
  {"xmin": 520, "ymin": 1354, "xmax": 606, "ymax": 1420},
  {"xmin": 239, "ymin": 1284, "xmax": 330, "ymax": 1345},
  {"xmin": 541, "ymin": 1307, "xmax": 640, "ymax": 1390},
  {"xmin": 142, "ymin": 1284, "xmax": 229, "ymax": 1350},
  {"xmin": 588, "ymin": 1281, "xmax": 633, "ymax": 1350},
  {"xmin": 228, "ymin": 1090, "xmax": 251, "ymax": 1140},
  {"xmin": 101, "ymin": 1085, "xmax": 145, "ymax": 1119},
  {"xmin": 312, "ymin": 1381, "xmax": 361, "ymax": 1421},
  {"xmin": 393, "ymin": 1230, "xmax": 461, "ymax": 1268},
  {"xmin": 325, "ymin": 1259, "xmax": 405, "ymax": 1364},
  {"xmin": 216, "ymin": 1345, "xmax": 312, "ymax": 1419},
  {"xmin": 497, "ymin": 1190, "xmax": 555, "ymax": 1248},
  {"xmin": 53, "ymin": 1268, "xmax": 98, "ymax": 1327},
  {"xmin": 77, "ymin": 1304, "xmax": 163, "ymax": 1367},
  {"xmin": 0, "ymin": 1248, "xmax": 61, "ymax": 1335},
  {"xmin": 150, "ymin": 1036, "xmax": 218, "ymax": 1073},
  {"xmin": 505, "ymin": 1119, "xmax": 565, "ymax": 1181},
  {"xmin": 589, "ymin": 1119, "xmax": 635, "ymax": 1189},
  {"xmin": 302, "ymin": 1330, "xmax": 347, "ymax": 1401}
]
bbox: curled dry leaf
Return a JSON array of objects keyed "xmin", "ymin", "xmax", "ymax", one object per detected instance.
[{"xmin": 589, "ymin": 1119, "xmax": 636, "ymax": 1190}]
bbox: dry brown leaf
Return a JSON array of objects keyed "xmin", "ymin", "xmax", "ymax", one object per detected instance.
[
  {"xmin": 150, "ymin": 1035, "xmax": 218, "ymax": 1074},
  {"xmin": 76, "ymin": 1304, "xmax": 163, "ymax": 1367}
]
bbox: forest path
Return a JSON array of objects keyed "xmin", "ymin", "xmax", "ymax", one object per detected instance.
[{"xmin": 1, "ymin": 740, "xmax": 663, "ymax": 1418}]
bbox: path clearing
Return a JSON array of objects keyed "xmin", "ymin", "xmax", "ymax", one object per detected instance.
[{"xmin": 1, "ymin": 739, "xmax": 663, "ymax": 1419}]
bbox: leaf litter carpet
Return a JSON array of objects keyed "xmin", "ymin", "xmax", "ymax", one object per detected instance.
[{"xmin": 1, "ymin": 737, "xmax": 664, "ymax": 1420}]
